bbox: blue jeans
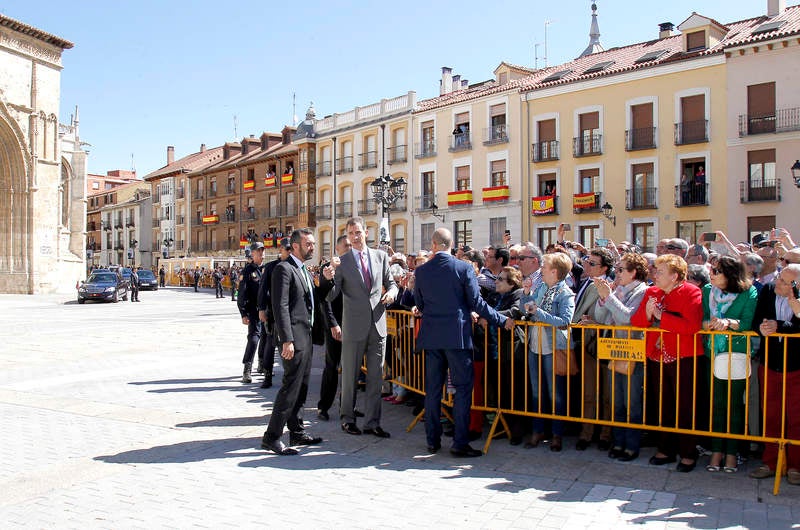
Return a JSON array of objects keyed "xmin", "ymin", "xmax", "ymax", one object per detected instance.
[
  {"xmin": 528, "ymin": 353, "xmax": 567, "ymax": 436},
  {"xmin": 610, "ymin": 363, "xmax": 644, "ymax": 453},
  {"xmin": 425, "ymin": 348, "xmax": 473, "ymax": 449}
]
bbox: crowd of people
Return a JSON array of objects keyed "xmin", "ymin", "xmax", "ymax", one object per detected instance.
[{"xmin": 232, "ymin": 221, "xmax": 800, "ymax": 485}]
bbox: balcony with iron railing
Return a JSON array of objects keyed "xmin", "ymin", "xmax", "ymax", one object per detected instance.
[
  {"xmin": 448, "ymin": 132, "xmax": 472, "ymax": 152},
  {"xmin": 125, "ymin": 217, "xmax": 135, "ymax": 227},
  {"xmin": 88, "ymin": 222, "xmax": 97, "ymax": 231},
  {"xmin": 358, "ymin": 151, "xmax": 377, "ymax": 170},
  {"xmin": 193, "ymin": 190, "xmax": 204, "ymax": 200},
  {"xmin": 625, "ymin": 127, "xmax": 657, "ymax": 151},
  {"xmin": 738, "ymin": 107, "xmax": 800, "ymax": 136},
  {"xmin": 675, "ymin": 183, "xmax": 709, "ymax": 207},
  {"xmin": 315, "ymin": 204, "xmax": 332, "ymax": 220},
  {"xmin": 573, "ymin": 192, "xmax": 603, "ymax": 214},
  {"xmin": 414, "ymin": 140, "xmax": 437, "ymax": 159},
  {"xmin": 532, "ymin": 140, "xmax": 560, "ymax": 162},
  {"xmin": 483, "ymin": 124, "xmax": 509, "ymax": 146},
  {"xmin": 415, "ymin": 194, "xmax": 436, "ymax": 211},
  {"xmin": 572, "ymin": 134, "xmax": 602, "ymax": 157},
  {"xmin": 387, "ymin": 145, "xmax": 407, "ymax": 164},
  {"xmin": 209, "ymin": 188, "xmax": 217, "ymax": 197},
  {"xmin": 740, "ymin": 178, "xmax": 781, "ymax": 203},
  {"xmin": 358, "ymin": 198, "xmax": 378, "ymax": 215},
  {"xmin": 317, "ymin": 161, "xmax": 332, "ymax": 176},
  {"xmin": 284, "ymin": 204, "xmax": 298, "ymax": 217},
  {"xmin": 626, "ymin": 187, "xmax": 658, "ymax": 210},
  {"xmin": 223, "ymin": 211, "xmax": 237, "ymax": 223},
  {"xmin": 226, "ymin": 184, "xmax": 236, "ymax": 194},
  {"xmin": 103, "ymin": 223, "xmax": 112, "ymax": 232},
  {"xmin": 335, "ymin": 201, "xmax": 353, "ymax": 218},
  {"xmin": 243, "ymin": 209, "xmax": 257, "ymax": 221},
  {"xmin": 674, "ymin": 120, "xmax": 708, "ymax": 145},
  {"xmin": 114, "ymin": 220, "xmax": 124, "ymax": 230},
  {"xmin": 335, "ymin": 157, "xmax": 354, "ymax": 173},
  {"xmin": 388, "ymin": 197, "xmax": 407, "ymax": 212}
]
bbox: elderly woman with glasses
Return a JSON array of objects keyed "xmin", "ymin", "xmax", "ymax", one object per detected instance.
[
  {"xmin": 593, "ymin": 253, "xmax": 650, "ymax": 462},
  {"xmin": 631, "ymin": 254, "xmax": 704, "ymax": 472},
  {"xmin": 701, "ymin": 256, "xmax": 758, "ymax": 473},
  {"xmin": 521, "ymin": 252, "xmax": 576, "ymax": 452}
]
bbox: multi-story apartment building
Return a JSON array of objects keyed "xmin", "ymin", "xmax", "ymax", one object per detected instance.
[
  {"xmin": 724, "ymin": 0, "xmax": 800, "ymax": 241},
  {"xmin": 90, "ymin": 182, "xmax": 151, "ymax": 267},
  {"xmin": 308, "ymin": 93, "xmax": 416, "ymax": 256},
  {"xmin": 412, "ymin": 67, "xmax": 531, "ymax": 251},
  {"xmin": 144, "ymin": 145, "xmax": 224, "ymax": 260}
]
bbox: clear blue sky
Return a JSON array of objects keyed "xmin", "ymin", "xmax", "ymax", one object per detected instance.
[{"xmin": 1, "ymin": 0, "xmax": 766, "ymax": 177}]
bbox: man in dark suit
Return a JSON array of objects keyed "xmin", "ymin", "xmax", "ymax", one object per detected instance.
[
  {"xmin": 238, "ymin": 243, "xmax": 266, "ymax": 384},
  {"xmin": 261, "ymin": 229, "xmax": 322, "ymax": 456},
  {"xmin": 413, "ymin": 227, "xmax": 513, "ymax": 457},
  {"xmin": 315, "ymin": 234, "xmax": 351, "ymax": 421},
  {"xmin": 323, "ymin": 216, "xmax": 397, "ymax": 438},
  {"xmin": 257, "ymin": 237, "xmax": 292, "ymax": 388}
]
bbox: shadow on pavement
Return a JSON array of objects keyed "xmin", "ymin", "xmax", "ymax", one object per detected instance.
[
  {"xmin": 176, "ymin": 416, "xmax": 267, "ymax": 428},
  {"xmin": 129, "ymin": 376, "xmax": 242, "ymax": 386}
]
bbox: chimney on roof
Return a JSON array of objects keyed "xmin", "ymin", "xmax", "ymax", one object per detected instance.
[
  {"xmin": 768, "ymin": 0, "xmax": 786, "ymax": 17},
  {"xmin": 461, "ymin": 79, "xmax": 468, "ymax": 89},
  {"xmin": 659, "ymin": 22, "xmax": 674, "ymax": 39},
  {"xmin": 200, "ymin": 143, "xmax": 206, "ymax": 152},
  {"xmin": 440, "ymin": 67, "xmax": 453, "ymax": 95},
  {"xmin": 167, "ymin": 146, "xmax": 174, "ymax": 165},
  {"xmin": 452, "ymin": 74, "xmax": 461, "ymax": 91}
]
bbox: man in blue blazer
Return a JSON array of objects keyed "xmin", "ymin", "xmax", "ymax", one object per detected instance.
[{"xmin": 413, "ymin": 227, "xmax": 514, "ymax": 457}]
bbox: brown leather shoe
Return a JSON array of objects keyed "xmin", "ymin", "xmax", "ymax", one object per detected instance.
[
  {"xmin": 550, "ymin": 435, "xmax": 563, "ymax": 452},
  {"xmin": 524, "ymin": 432, "xmax": 545, "ymax": 449},
  {"xmin": 787, "ymin": 469, "xmax": 800, "ymax": 485},
  {"xmin": 748, "ymin": 465, "xmax": 775, "ymax": 479}
]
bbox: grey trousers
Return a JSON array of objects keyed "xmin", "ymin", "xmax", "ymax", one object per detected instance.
[{"xmin": 340, "ymin": 325, "xmax": 385, "ymax": 429}]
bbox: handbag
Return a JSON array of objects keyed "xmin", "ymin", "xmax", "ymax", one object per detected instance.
[
  {"xmin": 609, "ymin": 359, "xmax": 637, "ymax": 376},
  {"xmin": 713, "ymin": 352, "xmax": 750, "ymax": 380},
  {"xmin": 553, "ymin": 348, "xmax": 578, "ymax": 376}
]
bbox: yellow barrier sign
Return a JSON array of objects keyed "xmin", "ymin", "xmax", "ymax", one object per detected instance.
[
  {"xmin": 386, "ymin": 315, "xmax": 397, "ymax": 336},
  {"xmin": 597, "ymin": 337, "xmax": 646, "ymax": 362}
]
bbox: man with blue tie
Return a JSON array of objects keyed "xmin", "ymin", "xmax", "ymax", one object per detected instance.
[
  {"xmin": 413, "ymin": 227, "xmax": 514, "ymax": 457},
  {"xmin": 323, "ymin": 216, "xmax": 397, "ymax": 438}
]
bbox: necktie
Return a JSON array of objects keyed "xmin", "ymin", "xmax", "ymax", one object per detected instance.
[
  {"xmin": 300, "ymin": 264, "xmax": 314, "ymax": 325},
  {"xmin": 360, "ymin": 251, "xmax": 372, "ymax": 291}
]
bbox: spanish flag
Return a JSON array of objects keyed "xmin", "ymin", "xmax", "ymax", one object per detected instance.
[
  {"xmin": 531, "ymin": 196, "xmax": 555, "ymax": 215},
  {"xmin": 265, "ymin": 238, "xmax": 274, "ymax": 248},
  {"xmin": 243, "ymin": 180, "xmax": 255, "ymax": 191},
  {"xmin": 281, "ymin": 173, "xmax": 294, "ymax": 185},
  {"xmin": 202, "ymin": 214, "xmax": 220, "ymax": 225},
  {"xmin": 573, "ymin": 192, "xmax": 597, "ymax": 209},
  {"xmin": 447, "ymin": 190, "xmax": 473, "ymax": 206},
  {"xmin": 239, "ymin": 238, "xmax": 248, "ymax": 248},
  {"xmin": 482, "ymin": 186, "xmax": 510, "ymax": 203},
  {"xmin": 264, "ymin": 176, "xmax": 276, "ymax": 187}
]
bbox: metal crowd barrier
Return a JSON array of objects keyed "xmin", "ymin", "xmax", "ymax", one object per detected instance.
[{"xmin": 383, "ymin": 310, "xmax": 799, "ymax": 495}]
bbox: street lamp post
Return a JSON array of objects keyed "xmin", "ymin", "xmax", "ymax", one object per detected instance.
[{"xmin": 370, "ymin": 173, "xmax": 407, "ymax": 247}]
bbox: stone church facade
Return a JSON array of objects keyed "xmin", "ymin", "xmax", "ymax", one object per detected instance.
[{"xmin": 0, "ymin": 15, "xmax": 85, "ymax": 293}]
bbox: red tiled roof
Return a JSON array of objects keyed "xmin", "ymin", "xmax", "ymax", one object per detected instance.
[
  {"xmin": 143, "ymin": 146, "xmax": 225, "ymax": 181},
  {"xmin": 722, "ymin": 5, "xmax": 800, "ymax": 47}
]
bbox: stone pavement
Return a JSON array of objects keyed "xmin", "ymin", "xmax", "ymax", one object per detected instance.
[{"xmin": 0, "ymin": 288, "xmax": 798, "ymax": 529}]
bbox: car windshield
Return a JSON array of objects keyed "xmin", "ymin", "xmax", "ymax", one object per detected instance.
[
  {"xmin": 87, "ymin": 273, "xmax": 116, "ymax": 283},
  {"xmin": 121, "ymin": 269, "xmax": 132, "ymax": 278},
  {"xmin": 138, "ymin": 270, "xmax": 155, "ymax": 279}
]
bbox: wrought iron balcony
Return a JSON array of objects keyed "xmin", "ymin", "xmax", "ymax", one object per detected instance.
[
  {"xmin": 388, "ymin": 197, "xmax": 407, "ymax": 212},
  {"xmin": 209, "ymin": 188, "xmax": 217, "ymax": 197},
  {"xmin": 283, "ymin": 204, "xmax": 298, "ymax": 216},
  {"xmin": 674, "ymin": 120, "xmax": 708, "ymax": 145},
  {"xmin": 625, "ymin": 127, "xmax": 657, "ymax": 151},
  {"xmin": 448, "ymin": 132, "xmax": 472, "ymax": 152},
  {"xmin": 626, "ymin": 187, "xmax": 658, "ymax": 210},
  {"xmin": 483, "ymin": 125, "xmax": 509, "ymax": 145},
  {"xmin": 532, "ymin": 141, "xmax": 560, "ymax": 162},
  {"xmin": 125, "ymin": 218, "xmax": 135, "ymax": 227},
  {"xmin": 358, "ymin": 198, "xmax": 378, "ymax": 215},
  {"xmin": 674, "ymin": 183, "xmax": 709, "ymax": 207},
  {"xmin": 335, "ymin": 157, "xmax": 353, "ymax": 173},
  {"xmin": 335, "ymin": 201, "xmax": 353, "ymax": 218},
  {"xmin": 193, "ymin": 191, "xmax": 204, "ymax": 200},
  {"xmin": 317, "ymin": 161, "xmax": 332, "ymax": 176},
  {"xmin": 572, "ymin": 134, "xmax": 602, "ymax": 157},
  {"xmin": 243, "ymin": 210, "xmax": 257, "ymax": 221},
  {"xmin": 738, "ymin": 107, "xmax": 800, "ymax": 136},
  {"xmin": 315, "ymin": 204, "xmax": 332, "ymax": 220},
  {"xmin": 387, "ymin": 145, "xmax": 407, "ymax": 164},
  {"xmin": 740, "ymin": 178, "xmax": 781, "ymax": 203},
  {"xmin": 414, "ymin": 140, "xmax": 437, "ymax": 159},
  {"xmin": 573, "ymin": 192, "xmax": 602, "ymax": 214},
  {"xmin": 358, "ymin": 151, "xmax": 377, "ymax": 170},
  {"xmin": 415, "ymin": 194, "xmax": 436, "ymax": 211}
]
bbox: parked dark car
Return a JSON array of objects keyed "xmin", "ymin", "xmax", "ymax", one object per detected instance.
[
  {"xmin": 77, "ymin": 270, "xmax": 129, "ymax": 303},
  {"xmin": 136, "ymin": 269, "xmax": 158, "ymax": 290}
]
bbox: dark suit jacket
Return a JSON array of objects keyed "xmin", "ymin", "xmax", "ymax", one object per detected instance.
[
  {"xmin": 413, "ymin": 251, "xmax": 507, "ymax": 351},
  {"xmin": 753, "ymin": 283, "xmax": 800, "ymax": 372},
  {"xmin": 270, "ymin": 258, "xmax": 313, "ymax": 352},
  {"xmin": 257, "ymin": 258, "xmax": 282, "ymax": 331}
]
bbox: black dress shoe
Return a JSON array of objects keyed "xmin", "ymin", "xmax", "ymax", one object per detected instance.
[
  {"xmin": 676, "ymin": 460, "xmax": 696, "ymax": 473},
  {"xmin": 261, "ymin": 438, "xmax": 299, "ymax": 455},
  {"xmin": 354, "ymin": 409, "xmax": 365, "ymax": 418},
  {"xmin": 649, "ymin": 454, "xmax": 677, "ymax": 466},
  {"xmin": 317, "ymin": 409, "xmax": 329, "ymax": 421},
  {"xmin": 260, "ymin": 374, "xmax": 272, "ymax": 389},
  {"xmin": 576, "ymin": 439, "xmax": 590, "ymax": 451},
  {"xmin": 617, "ymin": 451, "xmax": 639, "ymax": 462},
  {"xmin": 341, "ymin": 422, "xmax": 362, "ymax": 435},
  {"xmin": 427, "ymin": 444, "xmax": 441, "ymax": 454},
  {"xmin": 290, "ymin": 431, "xmax": 323, "ymax": 446},
  {"xmin": 608, "ymin": 447, "xmax": 625, "ymax": 459},
  {"xmin": 597, "ymin": 439, "xmax": 611, "ymax": 451},
  {"xmin": 450, "ymin": 445, "xmax": 483, "ymax": 458},
  {"xmin": 363, "ymin": 427, "xmax": 391, "ymax": 438}
]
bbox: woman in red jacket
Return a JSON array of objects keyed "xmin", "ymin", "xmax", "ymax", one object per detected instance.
[{"xmin": 631, "ymin": 254, "xmax": 704, "ymax": 472}]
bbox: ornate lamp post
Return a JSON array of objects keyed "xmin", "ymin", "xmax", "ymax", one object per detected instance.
[
  {"xmin": 791, "ymin": 160, "xmax": 800, "ymax": 188},
  {"xmin": 370, "ymin": 174, "xmax": 407, "ymax": 246}
]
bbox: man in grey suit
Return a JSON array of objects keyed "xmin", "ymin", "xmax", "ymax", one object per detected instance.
[
  {"xmin": 323, "ymin": 216, "xmax": 397, "ymax": 438},
  {"xmin": 261, "ymin": 228, "xmax": 323, "ymax": 455}
]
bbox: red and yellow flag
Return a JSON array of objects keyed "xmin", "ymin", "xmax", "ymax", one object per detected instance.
[
  {"xmin": 243, "ymin": 180, "xmax": 255, "ymax": 191},
  {"xmin": 447, "ymin": 190, "xmax": 473, "ymax": 206},
  {"xmin": 573, "ymin": 192, "xmax": 597, "ymax": 209},
  {"xmin": 281, "ymin": 173, "xmax": 294, "ymax": 185},
  {"xmin": 202, "ymin": 215, "xmax": 219, "ymax": 225},
  {"xmin": 264, "ymin": 176, "xmax": 276, "ymax": 187},
  {"xmin": 531, "ymin": 196, "xmax": 555, "ymax": 215},
  {"xmin": 482, "ymin": 186, "xmax": 510, "ymax": 202}
]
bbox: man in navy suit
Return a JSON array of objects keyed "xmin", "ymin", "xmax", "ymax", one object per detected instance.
[
  {"xmin": 413, "ymin": 227, "xmax": 514, "ymax": 457},
  {"xmin": 261, "ymin": 228, "xmax": 323, "ymax": 455}
]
